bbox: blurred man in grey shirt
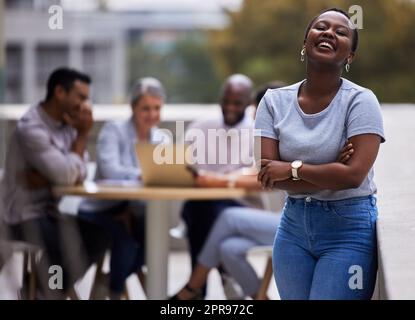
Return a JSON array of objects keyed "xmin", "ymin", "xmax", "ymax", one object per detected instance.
[
  {"xmin": 181, "ymin": 74, "xmax": 263, "ymax": 298},
  {"xmin": 1, "ymin": 68, "xmax": 108, "ymax": 299}
]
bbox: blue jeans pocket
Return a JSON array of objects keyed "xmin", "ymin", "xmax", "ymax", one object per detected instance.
[{"xmin": 329, "ymin": 203, "xmax": 372, "ymax": 228}]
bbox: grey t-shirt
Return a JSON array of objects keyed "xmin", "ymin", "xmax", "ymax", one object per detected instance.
[{"xmin": 254, "ymin": 78, "xmax": 386, "ymax": 201}]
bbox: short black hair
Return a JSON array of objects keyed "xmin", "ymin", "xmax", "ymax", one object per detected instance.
[
  {"xmin": 304, "ymin": 8, "xmax": 359, "ymax": 53},
  {"xmin": 254, "ymin": 81, "xmax": 286, "ymax": 106},
  {"xmin": 45, "ymin": 67, "xmax": 91, "ymax": 101}
]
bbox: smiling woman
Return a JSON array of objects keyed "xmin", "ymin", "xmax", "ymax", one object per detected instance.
[{"xmin": 254, "ymin": 8, "xmax": 385, "ymax": 300}]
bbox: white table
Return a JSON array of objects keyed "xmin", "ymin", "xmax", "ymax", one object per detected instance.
[{"xmin": 54, "ymin": 182, "xmax": 251, "ymax": 299}]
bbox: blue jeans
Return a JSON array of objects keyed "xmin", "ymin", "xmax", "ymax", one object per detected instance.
[{"xmin": 273, "ymin": 195, "xmax": 378, "ymax": 300}]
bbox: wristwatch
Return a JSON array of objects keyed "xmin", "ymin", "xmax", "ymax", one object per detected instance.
[{"xmin": 291, "ymin": 160, "xmax": 303, "ymax": 181}]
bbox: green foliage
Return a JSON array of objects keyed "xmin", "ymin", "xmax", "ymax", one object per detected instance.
[
  {"xmin": 211, "ymin": 0, "xmax": 415, "ymax": 102},
  {"xmin": 129, "ymin": 33, "xmax": 221, "ymax": 103}
]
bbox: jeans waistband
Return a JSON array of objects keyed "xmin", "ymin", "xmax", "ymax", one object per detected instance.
[{"xmin": 287, "ymin": 195, "xmax": 377, "ymax": 208}]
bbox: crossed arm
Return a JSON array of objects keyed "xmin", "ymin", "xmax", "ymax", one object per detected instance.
[
  {"xmin": 194, "ymin": 141, "xmax": 356, "ymax": 190},
  {"xmin": 258, "ymin": 134, "xmax": 382, "ymax": 193}
]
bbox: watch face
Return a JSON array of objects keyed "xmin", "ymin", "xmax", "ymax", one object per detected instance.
[{"xmin": 292, "ymin": 160, "xmax": 303, "ymax": 169}]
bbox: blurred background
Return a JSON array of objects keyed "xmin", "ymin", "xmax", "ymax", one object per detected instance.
[
  {"xmin": 1, "ymin": 0, "xmax": 414, "ymax": 106},
  {"xmin": 0, "ymin": 0, "xmax": 414, "ymax": 300},
  {"xmin": 1, "ymin": 0, "xmax": 414, "ymax": 161}
]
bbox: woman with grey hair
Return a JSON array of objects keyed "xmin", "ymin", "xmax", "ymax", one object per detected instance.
[{"xmin": 78, "ymin": 77, "xmax": 170, "ymax": 299}]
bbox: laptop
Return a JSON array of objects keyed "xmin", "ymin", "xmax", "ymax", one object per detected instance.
[{"xmin": 136, "ymin": 143, "xmax": 196, "ymax": 187}]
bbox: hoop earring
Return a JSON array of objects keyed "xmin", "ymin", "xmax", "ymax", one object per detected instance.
[
  {"xmin": 300, "ymin": 48, "xmax": 305, "ymax": 62},
  {"xmin": 345, "ymin": 63, "xmax": 351, "ymax": 72}
]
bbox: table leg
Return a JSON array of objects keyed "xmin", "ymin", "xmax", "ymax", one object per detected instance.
[{"xmin": 146, "ymin": 200, "xmax": 169, "ymax": 299}]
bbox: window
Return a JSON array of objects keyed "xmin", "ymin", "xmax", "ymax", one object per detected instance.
[
  {"xmin": 36, "ymin": 44, "xmax": 69, "ymax": 99},
  {"xmin": 5, "ymin": 44, "xmax": 23, "ymax": 103},
  {"xmin": 83, "ymin": 43, "xmax": 112, "ymax": 103}
]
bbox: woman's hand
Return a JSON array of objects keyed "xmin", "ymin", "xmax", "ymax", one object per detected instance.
[
  {"xmin": 195, "ymin": 173, "xmax": 228, "ymax": 188},
  {"xmin": 258, "ymin": 159, "xmax": 291, "ymax": 189},
  {"xmin": 258, "ymin": 141, "xmax": 355, "ymax": 190},
  {"xmin": 337, "ymin": 141, "xmax": 354, "ymax": 164}
]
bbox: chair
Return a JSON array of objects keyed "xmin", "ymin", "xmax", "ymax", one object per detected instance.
[
  {"xmin": 0, "ymin": 201, "xmax": 44, "ymax": 299},
  {"xmin": 0, "ymin": 240, "xmax": 36, "ymax": 299},
  {"xmin": 249, "ymin": 191, "xmax": 283, "ymax": 300},
  {"xmin": 247, "ymin": 245, "xmax": 273, "ymax": 300},
  {"xmin": 170, "ymin": 214, "xmax": 277, "ymax": 300},
  {"xmin": 14, "ymin": 241, "xmax": 42, "ymax": 300},
  {"xmin": 0, "ymin": 239, "xmax": 82, "ymax": 300}
]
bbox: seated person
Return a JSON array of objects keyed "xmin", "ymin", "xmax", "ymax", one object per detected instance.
[
  {"xmin": 1, "ymin": 67, "xmax": 109, "ymax": 299},
  {"xmin": 171, "ymin": 207, "xmax": 280, "ymax": 300},
  {"xmin": 181, "ymin": 74, "xmax": 262, "ymax": 297},
  {"xmin": 78, "ymin": 77, "xmax": 170, "ymax": 299}
]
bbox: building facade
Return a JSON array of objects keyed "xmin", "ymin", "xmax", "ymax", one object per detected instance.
[{"xmin": 4, "ymin": 0, "xmax": 233, "ymax": 104}]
